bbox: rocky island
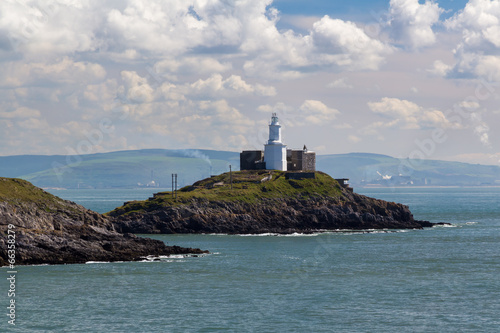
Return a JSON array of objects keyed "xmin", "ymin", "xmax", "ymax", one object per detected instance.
[
  {"xmin": 108, "ymin": 170, "xmax": 435, "ymax": 234},
  {"xmin": 0, "ymin": 177, "xmax": 207, "ymax": 266}
]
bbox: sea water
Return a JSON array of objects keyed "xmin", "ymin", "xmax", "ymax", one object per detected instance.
[{"xmin": 2, "ymin": 187, "xmax": 499, "ymax": 332}]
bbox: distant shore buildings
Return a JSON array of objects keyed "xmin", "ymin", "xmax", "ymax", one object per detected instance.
[{"xmin": 240, "ymin": 113, "xmax": 316, "ymax": 172}]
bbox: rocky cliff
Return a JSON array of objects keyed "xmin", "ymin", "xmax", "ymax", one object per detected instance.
[
  {"xmin": 109, "ymin": 171, "xmax": 434, "ymax": 234},
  {"xmin": 0, "ymin": 178, "xmax": 206, "ymax": 266}
]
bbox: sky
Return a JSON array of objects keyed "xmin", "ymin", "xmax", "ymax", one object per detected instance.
[{"xmin": 0, "ymin": 0, "xmax": 499, "ymax": 166}]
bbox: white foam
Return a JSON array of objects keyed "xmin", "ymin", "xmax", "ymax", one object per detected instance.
[
  {"xmin": 283, "ymin": 232, "xmax": 321, "ymax": 237},
  {"xmin": 238, "ymin": 233, "xmax": 278, "ymax": 237},
  {"xmin": 139, "ymin": 259, "xmax": 185, "ymax": 263},
  {"xmin": 434, "ymin": 223, "xmax": 457, "ymax": 228},
  {"xmin": 238, "ymin": 232, "xmax": 321, "ymax": 237},
  {"xmin": 167, "ymin": 254, "xmax": 186, "ymax": 259},
  {"xmin": 236, "ymin": 229, "xmax": 414, "ymax": 236},
  {"xmin": 141, "ymin": 253, "xmax": 208, "ymax": 262},
  {"xmin": 85, "ymin": 261, "xmax": 111, "ymax": 264},
  {"xmin": 466, "ymin": 221, "xmax": 478, "ymax": 225}
]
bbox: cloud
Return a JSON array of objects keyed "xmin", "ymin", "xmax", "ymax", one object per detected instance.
[
  {"xmin": 257, "ymin": 100, "xmax": 341, "ymax": 126},
  {"xmin": 0, "ymin": 58, "xmax": 106, "ymax": 88},
  {"xmin": 144, "ymin": 99, "xmax": 255, "ymax": 150},
  {"xmin": 348, "ymin": 135, "xmax": 361, "ymax": 143},
  {"xmin": 154, "ymin": 57, "xmax": 232, "ymax": 78},
  {"xmin": 257, "ymin": 102, "xmax": 292, "ymax": 114},
  {"xmin": 241, "ymin": 14, "xmax": 392, "ymax": 78},
  {"xmin": 388, "ymin": 0, "xmax": 443, "ymax": 49},
  {"xmin": 428, "ymin": 60, "xmax": 452, "ymax": 77},
  {"xmin": 1, "ymin": 0, "xmax": 497, "ymax": 158},
  {"xmin": 1, "ymin": 1, "xmax": 393, "ymax": 81},
  {"xmin": 311, "ymin": 16, "xmax": 391, "ymax": 70},
  {"xmin": 469, "ymin": 111, "xmax": 491, "ymax": 146},
  {"xmin": 445, "ymin": 0, "xmax": 500, "ymax": 80},
  {"xmin": 0, "ymin": 106, "xmax": 40, "ymax": 119},
  {"xmin": 299, "ymin": 100, "xmax": 340, "ymax": 124},
  {"xmin": 189, "ymin": 74, "xmax": 276, "ymax": 98},
  {"xmin": 0, "ymin": 0, "xmax": 101, "ymax": 58},
  {"xmin": 327, "ymin": 78, "xmax": 353, "ymax": 89},
  {"xmin": 458, "ymin": 100, "xmax": 480, "ymax": 109},
  {"xmin": 120, "ymin": 71, "xmax": 155, "ymax": 104},
  {"xmin": 367, "ymin": 97, "xmax": 455, "ymax": 130},
  {"xmin": 445, "ymin": 0, "xmax": 500, "ymax": 48}
]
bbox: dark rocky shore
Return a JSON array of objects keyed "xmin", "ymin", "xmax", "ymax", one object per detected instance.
[
  {"xmin": 0, "ymin": 178, "xmax": 207, "ymax": 266},
  {"xmin": 109, "ymin": 171, "xmax": 435, "ymax": 234}
]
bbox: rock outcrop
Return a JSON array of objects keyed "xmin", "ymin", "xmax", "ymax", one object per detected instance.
[
  {"xmin": 0, "ymin": 178, "xmax": 207, "ymax": 266},
  {"xmin": 109, "ymin": 171, "xmax": 434, "ymax": 234}
]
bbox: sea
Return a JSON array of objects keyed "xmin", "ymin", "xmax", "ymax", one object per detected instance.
[{"xmin": 2, "ymin": 187, "xmax": 499, "ymax": 332}]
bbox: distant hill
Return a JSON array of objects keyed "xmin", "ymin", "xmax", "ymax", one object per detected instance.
[
  {"xmin": 0, "ymin": 149, "xmax": 239, "ymax": 189},
  {"xmin": 316, "ymin": 153, "xmax": 500, "ymax": 186},
  {"xmin": 1, "ymin": 149, "xmax": 499, "ymax": 188}
]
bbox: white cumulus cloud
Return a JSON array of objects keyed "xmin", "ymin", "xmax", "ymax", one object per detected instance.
[
  {"xmin": 388, "ymin": 0, "xmax": 443, "ymax": 49},
  {"xmin": 445, "ymin": 0, "xmax": 500, "ymax": 80},
  {"xmin": 299, "ymin": 100, "xmax": 340, "ymax": 124},
  {"xmin": 311, "ymin": 16, "xmax": 391, "ymax": 70},
  {"xmin": 0, "ymin": 58, "xmax": 106, "ymax": 88},
  {"xmin": 367, "ymin": 97, "xmax": 454, "ymax": 130}
]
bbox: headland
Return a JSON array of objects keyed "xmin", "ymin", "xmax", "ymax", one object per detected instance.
[{"xmin": 0, "ymin": 177, "xmax": 207, "ymax": 266}]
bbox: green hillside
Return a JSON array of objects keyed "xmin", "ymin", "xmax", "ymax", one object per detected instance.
[
  {"xmin": 4, "ymin": 149, "xmax": 239, "ymax": 189},
  {"xmin": 0, "ymin": 177, "xmax": 68, "ymax": 210}
]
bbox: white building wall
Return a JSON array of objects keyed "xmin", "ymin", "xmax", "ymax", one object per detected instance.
[{"xmin": 264, "ymin": 143, "xmax": 287, "ymax": 171}]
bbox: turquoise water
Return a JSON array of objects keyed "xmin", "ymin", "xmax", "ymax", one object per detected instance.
[
  {"xmin": 45, "ymin": 188, "xmax": 170, "ymax": 214},
  {"xmin": 2, "ymin": 188, "xmax": 499, "ymax": 332}
]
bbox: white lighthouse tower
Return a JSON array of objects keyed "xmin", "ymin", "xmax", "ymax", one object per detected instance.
[{"xmin": 264, "ymin": 113, "xmax": 287, "ymax": 171}]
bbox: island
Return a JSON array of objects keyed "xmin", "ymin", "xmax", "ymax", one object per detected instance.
[
  {"xmin": 108, "ymin": 170, "xmax": 435, "ymax": 234},
  {"xmin": 0, "ymin": 177, "xmax": 207, "ymax": 266}
]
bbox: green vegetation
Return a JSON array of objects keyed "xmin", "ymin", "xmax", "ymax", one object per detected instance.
[
  {"xmin": 0, "ymin": 177, "xmax": 69, "ymax": 212},
  {"xmin": 108, "ymin": 171, "xmax": 343, "ymax": 216}
]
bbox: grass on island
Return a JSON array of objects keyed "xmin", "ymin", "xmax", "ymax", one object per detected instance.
[
  {"xmin": 0, "ymin": 177, "xmax": 72, "ymax": 213},
  {"xmin": 107, "ymin": 171, "xmax": 344, "ymax": 216}
]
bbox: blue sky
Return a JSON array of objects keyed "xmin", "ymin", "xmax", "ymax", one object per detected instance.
[
  {"xmin": 0, "ymin": 0, "xmax": 499, "ymax": 166},
  {"xmin": 274, "ymin": 0, "xmax": 468, "ymax": 17}
]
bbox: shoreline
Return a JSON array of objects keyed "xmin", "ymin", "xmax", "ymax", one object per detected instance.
[{"xmin": 358, "ymin": 185, "xmax": 500, "ymax": 189}]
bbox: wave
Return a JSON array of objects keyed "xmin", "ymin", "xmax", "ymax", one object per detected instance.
[
  {"xmin": 140, "ymin": 253, "xmax": 209, "ymax": 262},
  {"xmin": 238, "ymin": 232, "xmax": 321, "ymax": 237},
  {"xmin": 139, "ymin": 259, "xmax": 186, "ymax": 263},
  {"xmin": 85, "ymin": 261, "xmax": 126, "ymax": 264},
  {"xmin": 433, "ymin": 223, "xmax": 458, "ymax": 228},
  {"xmin": 235, "ymin": 229, "xmax": 413, "ymax": 237}
]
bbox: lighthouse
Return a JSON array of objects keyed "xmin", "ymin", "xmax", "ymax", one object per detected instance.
[
  {"xmin": 240, "ymin": 113, "xmax": 315, "ymax": 172},
  {"xmin": 264, "ymin": 113, "xmax": 287, "ymax": 171}
]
